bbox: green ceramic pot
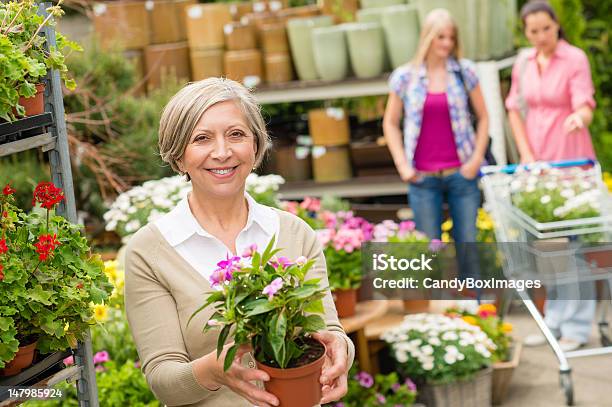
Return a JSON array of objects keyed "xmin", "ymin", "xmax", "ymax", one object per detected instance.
[
  {"xmin": 356, "ymin": 8, "xmax": 391, "ymax": 70},
  {"xmin": 381, "ymin": 4, "xmax": 419, "ymax": 68},
  {"xmin": 312, "ymin": 26, "xmax": 349, "ymax": 81},
  {"xmin": 287, "ymin": 15, "xmax": 334, "ymax": 81},
  {"xmin": 344, "ymin": 22, "xmax": 385, "ymax": 78},
  {"xmin": 360, "ymin": 0, "xmax": 405, "ymax": 9}
]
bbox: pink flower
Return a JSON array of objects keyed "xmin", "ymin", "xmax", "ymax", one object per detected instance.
[
  {"xmin": 376, "ymin": 393, "xmax": 386, "ymax": 404},
  {"xmin": 282, "ymin": 201, "xmax": 299, "ymax": 215},
  {"xmin": 134, "ymin": 360, "xmax": 141, "ymax": 369},
  {"xmin": 262, "ymin": 277, "xmax": 284, "ymax": 300},
  {"xmin": 316, "ymin": 228, "xmax": 334, "ymax": 247},
  {"xmin": 333, "ymin": 228, "xmax": 365, "ymax": 253},
  {"xmin": 355, "ymin": 371, "xmax": 373, "ymax": 388},
  {"xmin": 95, "ymin": 365, "xmax": 106, "ymax": 372},
  {"xmin": 210, "ymin": 254, "xmax": 242, "ymax": 286},
  {"xmin": 93, "ymin": 351, "xmax": 110, "ymax": 365},
  {"xmin": 429, "ymin": 239, "xmax": 445, "ymax": 252},
  {"xmin": 405, "ymin": 377, "xmax": 417, "ymax": 391},
  {"xmin": 207, "ymin": 319, "xmax": 222, "ymax": 326},
  {"xmin": 242, "ymin": 244, "xmax": 257, "ymax": 258},
  {"xmin": 399, "ymin": 220, "xmax": 416, "ymax": 233},
  {"xmin": 63, "ymin": 356, "xmax": 74, "ymax": 366},
  {"xmin": 300, "ymin": 197, "xmax": 321, "ymax": 212},
  {"xmin": 271, "ymin": 256, "xmax": 293, "ymax": 269},
  {"xmin": 321, "ymin": 211, "xmax": 337, "ymax": 228},
  {"xmin": 295, "ymin": 256, "xmax": 307, "ymax": 266}
]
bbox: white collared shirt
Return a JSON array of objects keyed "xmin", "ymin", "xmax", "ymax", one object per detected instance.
[{"xmin": 155, "ymin": 192, "xmax": 280, "ymax": 282}]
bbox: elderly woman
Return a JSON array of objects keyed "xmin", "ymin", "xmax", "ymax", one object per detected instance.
[{"xmin": 124, "ymin": 78, "xmax": 354, "ymax": 407}]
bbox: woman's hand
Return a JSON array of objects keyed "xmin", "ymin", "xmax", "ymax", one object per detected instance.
[
  {"xmin": 459, "ymin": 158, "xmax": 481, "ymax": 180},
  {"xmin": 312, "ymin": 331, "xmax": 349, "ymax": 404},
  {"xmin": 195, "ymin": 344, "xmax": 279, "ymax": 407},
  {"xmin": 398, "ymin": 165, "xmax": 420, "ymax": 183},
  {"xmin": 563, "ymin": 112, "xmax": 585, "ymax": 133}
]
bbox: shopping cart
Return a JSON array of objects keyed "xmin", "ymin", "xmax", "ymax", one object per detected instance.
[{"xmin": 481, "ymin": 158, "xmax": 612, "ymax": 406}]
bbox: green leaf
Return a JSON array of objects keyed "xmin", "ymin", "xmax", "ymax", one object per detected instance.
[
  {"xmin": 303, "ymin": 299, "xmax": 324, "ymax": 314},
  {"xmin": 223, "ymin": 343, "xmax": 240, "ymax": 372},
  {"xmin": 288, "ymin": 285, "xmax": 319, "ymax": 300},
  {"xmin": 269, "ymin": 310, "xmax": 287, "ymax": 367},
  {"xmin": 27, "ymin": 285, "xmax": 54, "ymax": 305},
  {"xmin": 302, "ymin": 315, "xmax": 326, "ymax": 333},
  {"xmin": 217, "ymin": 324, "xmax": 231, "ymax": 359},
  {"xmin": 245, "ymin": 299, "xmax": 277, "ymax": 316}
]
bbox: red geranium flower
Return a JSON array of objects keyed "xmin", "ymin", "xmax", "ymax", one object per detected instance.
[
  {"xmin": 34, "ymin": 233, "xmax": 61, "ymax": 261},
  {"xmin": 32, "ymin": 182, "xmax": 65, "ymax": 210},
  {"xmin": 0, "ymin": 264, "xmax": 4, "ymax": 281},
  {"xmin": 0, "ymin": 239, "xmax": 7, "ymax": 254},
  {"xmin": 2, "ymin": 184, "xmax": 16, "ymax": 196}
]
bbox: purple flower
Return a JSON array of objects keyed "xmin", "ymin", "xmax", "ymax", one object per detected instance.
[
  {"xmin": 134, "ymin": 360, "xmax": 141, "ymax": 369},
  {"xmin": 375, "ymin": 393, "xmax": 386, "ymax": 404},
  {"xmin": 405, "ymin": 377, "xmax": 417, "ymax": 392},
  {"xmin": 93, "ymin": 351, "xmax": 110, "ymax": 365},
  {"xmin": 242, "ymin": 244, "xmax": 257, "ymax": 258},
  {"xmin": 262, "ymin": 277, "xmax": 284, "ymax": 299},
  {"xmin": 335, "ymin": 403, "xmax": 345, "ymax": 407},
  {"xmin": 210, "ymin": 254, "xmax": 242, "ymax": 286},
  {"xmin": 355, "ymin": 371, "xmax": 373, "ymax": 388},
  {"xmin": 429, "ymin": 238, "xmax": 445, "ymax": 252},
  {"xmin": 272, "ymin": 256, "xmax": 293, "ymax": 269},
  {"xmin": 391, "ymin": 382, "xmax": 401, "ymax": 392}
]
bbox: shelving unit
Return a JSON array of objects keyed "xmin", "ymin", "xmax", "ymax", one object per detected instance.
[
  {"xmin": 257, "ymin": 55, "xmax": 517, "ymax": 200},
  {"xmin": 0, "ymin": 4, "xmax": 98, "ymax": 406}
]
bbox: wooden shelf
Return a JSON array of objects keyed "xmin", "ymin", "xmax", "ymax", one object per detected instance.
[{"xmin": 278, "ymin": 175, "xmax": 406, "ymax": 200}]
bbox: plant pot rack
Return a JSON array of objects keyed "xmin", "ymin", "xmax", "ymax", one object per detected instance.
[
  {"xmin": 0, "ymin": 3, "xmax": 99, "ymax": 406},
  {"xmin": 254, "ymin": 55, "xmax": 517, "ymax": 200}
]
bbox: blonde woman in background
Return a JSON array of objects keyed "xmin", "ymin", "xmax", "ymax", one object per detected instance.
[{"xmin": 383, "ymin": 9, "xmax": 489, "ymax": 251}]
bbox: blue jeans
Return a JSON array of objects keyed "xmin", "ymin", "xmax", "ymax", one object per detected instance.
[
  {"xmin": 408, "ymin": 171, "xmax": 480, "ymax": 242},
  {"xmin": 409, "ymin": 171, "xmax": 481, "ymax": 280}
]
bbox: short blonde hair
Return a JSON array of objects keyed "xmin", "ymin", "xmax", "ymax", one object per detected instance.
[
  {"xmin": 158, "ymin": 78, "xmax": 270, "ymax": 176},
  {"xmin": 411, "ymin": 8, "xmax": 463, "ymax": 66}
]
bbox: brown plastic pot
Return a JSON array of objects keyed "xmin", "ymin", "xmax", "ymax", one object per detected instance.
[
  {"xmin": 17, "ymin": 83, "xmax": 45, "ymax": 117},
  {"xmin": 333, "ymin": 288, "xmax": 357, "ymax": 318},
  {"xmin": 1, "ymin": 340, "xmax": 38, "ymax": 376},
  {"xmin": 402, "ymin": 300, "xmax": 430, "ymax": 314},
  {"xmin": 256, "ymin": 340, "xmax": 326, "ymax": 407}
]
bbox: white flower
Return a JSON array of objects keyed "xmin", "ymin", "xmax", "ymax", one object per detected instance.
[
  {"xmin": 442, "ymin": 331, "xmax": 458, "ymax": 341},
  {"xmin": 124, "ymin": 219, "xmax": 141, "ymax": 233},
  {"xmin": 545, "ymin": 181, "xmax": 557, "ymax": 190},
  {"xmin": 540, "ymin": 195, "xmax": 551, "ymax": 204},
  {"xmin": 443, "ymin": 353, "xmax": 457, "ymax": 364},
  {"xmin": 429, "ymin": 337, "xmax": 441, "ymax": 346},
  {"xmin": 395, "ymin": 350, "xmax": 408, "ymax": 363},
  {"xmin": 526, "ymin": 184, "xmax": 536, "ymax": 193},
  {"xmin": 422, "ymin": 360, "xmax": 434, "ymax": 371},
  {"xmin": 421, "ymin": 345, "xmax": 434, "ymax": 355},
  {"xmin": 561, "ymin": 189, "xmax": 575, "ymax": 199}
]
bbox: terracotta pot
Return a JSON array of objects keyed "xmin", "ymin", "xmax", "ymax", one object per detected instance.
[
  {"xmin": 17, "ymin": 83, "xmax": 45, "ymax": 117},
  {"xmin": 224, "ymin": 49, "xmax": 263, "ymax": 86},
  {"xmin": 1, "ymin": 340, "xmax": 37, "ymax": 377},
  {"xmin": 185, "ymin": 3, "xmax": 232, "ymax": 49},
  {"xmin": 264, "ymin": 52, "xmax": 294, "ymax": 84},
  {"xmin": 584, "ymin": 249, "xmax": 612, "ymax": 268},
  {"xmin": 312, "ymin": 145, "xmax": 352, "ymax": 182},
  {"xmin": 308, "ymin": 108, "xmax": 350, "ymax": 147},
  {"xmin": 190, "ymin": 48, "xmax": 224, "ymax": 80},
  {"xmin": 402, "ymin": 299, "xmax": 430, "ymax": 314},
  {"xmin": 256, "ymin": 340, "xmax": 326, "ymax": 407},
  {"xmin": 144, "ymin": 42, "xmax": 191, "ymax": 91},
  {"xmin": 332, "ymin": 288, "xmax": 357, "ymax": 318},
  {"xmin": 312, "ymin": 25, "xmax": 349, "ymax": 81}
]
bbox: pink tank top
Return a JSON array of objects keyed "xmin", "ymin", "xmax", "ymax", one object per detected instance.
[{"xmin": 413, "ymin": 92, "xmax": 462, "ymax": 171}]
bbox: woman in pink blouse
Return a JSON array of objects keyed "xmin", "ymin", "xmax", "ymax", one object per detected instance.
[
  {"xmin": 506, "ymin": 1, "xmax": 597, "ymax": 352},
  {"xmin": 506, "ymin": 1, "xmax": 596, "ymax": 163}
]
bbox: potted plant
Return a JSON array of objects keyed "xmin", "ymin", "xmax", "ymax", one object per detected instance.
[
  {"xmin": 0, "ymin": 0, "xmax": 80, "ymax": 121},
  {"xmin": 190, "ymin": 238, "xmax": 329, "ymax": 407},
  {"xmin": 327, "ymin": 365, "xmax": 419, "ymax": 406},
  {"xmin": 382, "ymin": 313, "xmax": 496, "ymax": 407},
  {"xmin": 316, "ymin": 211, "xmax": 373, "ymax": 318},
  {"xmin": 445, "ymin": 303, "xmax": 520, "ymax": 405},
  {"xmin": 0, "ymin": 182, "xmax": 113, "ymax": 376}
]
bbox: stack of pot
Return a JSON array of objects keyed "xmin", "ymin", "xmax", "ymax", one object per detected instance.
[
  {"xmin": 92, "ymin": 0, "xmax": 194, "ymax": 93},
  {"xmin": 308, "ymin": 108, "xmax": 352, "ymax": 182}
]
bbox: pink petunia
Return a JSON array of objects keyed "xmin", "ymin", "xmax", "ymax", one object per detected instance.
[
  {"xmin": 321, "ymin": 211, "xmax": 337, "ymax": 229},
  {"xmin": 93, "ymin": 351, "xmax": 110, "ymax": 365},
  {"xmin": 63, "ymin": 356, "xmax": 74, "ymax": 366},
  {"xmin": 300, "ymin": 197, "xmax": 321, "ymax": 212},
  {"xmin": 262, "ymin": 277, "xmax": 284, "ymax": 300}
]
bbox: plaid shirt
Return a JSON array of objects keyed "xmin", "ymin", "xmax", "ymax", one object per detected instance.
[{"xmin": 389, "ymin": 58, "xmax": 479, "ymax": 166}]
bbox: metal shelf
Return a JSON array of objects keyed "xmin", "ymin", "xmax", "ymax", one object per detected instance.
[
  {"xmin": 253, "ymin": 55, "xmax": 517, "ymax": 105},
  {"xmin": 278, "ymin": 175, "xmax": 407, "ymax": 200}
]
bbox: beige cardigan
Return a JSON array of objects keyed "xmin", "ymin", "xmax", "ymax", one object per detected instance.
[{"xmin": 124, "ymin": 208, "xmax": 355, "ymax": 407}]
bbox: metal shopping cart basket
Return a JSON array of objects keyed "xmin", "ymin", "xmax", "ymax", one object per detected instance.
[{"xmin": 481, "ymin": 158, "xmax": 612, "ymax": 406}]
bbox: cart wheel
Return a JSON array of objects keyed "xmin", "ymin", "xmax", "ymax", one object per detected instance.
[
  {"xmin": 598, "ymin": 322, "xmax": 611, "ymax": 347},
  {"xmin": 560, "ymin": 372, "xmax": 574, "ymax": 406}
]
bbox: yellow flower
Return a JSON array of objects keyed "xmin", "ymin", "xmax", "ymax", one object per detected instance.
[
  {"xmin": 441, "ymin": 219, "xmax": 453, "ymax": 232},
  {"xmin": 478, "ymin": 303, "xmax": 497, "ymax": 315},
  {"xmin": 441, "ymin": 232, "xmax": 451, "ymax": 243},
  {"xmin": 104, "ymin": 260, "xmax": 118, "ymax": 282},
  {"xmin": 93, "ymin": 304, "xmax": 109, "ymax": 322},
  {"xmin": 462, "ymin": 316, "xmax": 478, "ymax": 325},
  {"xmin": 501, "ymin": 322, "xmax": 513, "ymax": 333}
]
